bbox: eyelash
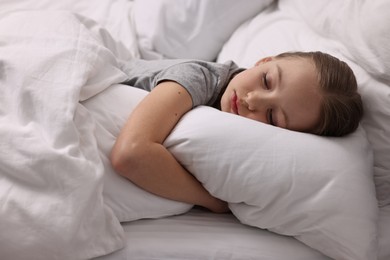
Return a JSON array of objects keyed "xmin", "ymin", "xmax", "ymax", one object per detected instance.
[
  {"xmin": 263, "ymin": 73, "xmax": 275, "ymax": 126},
  {"xmin": 267, "ymin": 109, "xmax": 275, "ymax": 126},
  {"xmin": 262, "ymin": 73, "xmax": 269, "ymax": 89}
]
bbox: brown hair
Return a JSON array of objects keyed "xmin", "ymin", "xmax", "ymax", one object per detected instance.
[{"xmin": 275, "ymin": 51, "xmax": 363, "ymax": 137}]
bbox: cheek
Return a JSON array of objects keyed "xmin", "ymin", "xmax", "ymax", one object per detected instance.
[
  {"xmin": 232, "ymin": 73, "xmax": 251, "ymax": 89},
  {"xmin": 241, "ymin": 111, "xmax": 266, "ymax": 124}
]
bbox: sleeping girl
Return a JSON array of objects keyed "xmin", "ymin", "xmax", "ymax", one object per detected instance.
[{"xmin": 110, "ymin": 51, "xmax": 363, "ymax": 213}]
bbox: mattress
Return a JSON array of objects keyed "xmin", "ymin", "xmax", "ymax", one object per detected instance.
[
  {"xmin": 95, "ymin": 208, "xmax": 331, "ymax": 260},
  {"xmin": 97, "ymin": 206, "xmax": 390, "ymax": 260}
]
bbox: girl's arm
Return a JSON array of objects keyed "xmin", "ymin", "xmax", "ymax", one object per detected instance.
[{"xmin": 110, "ymin": 81, "xmax": 228, "ymax": 213}]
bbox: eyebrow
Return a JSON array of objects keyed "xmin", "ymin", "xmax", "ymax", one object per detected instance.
[{"xmin": 276, "ymin": 64, "xmax": 289, "ymax": 128}]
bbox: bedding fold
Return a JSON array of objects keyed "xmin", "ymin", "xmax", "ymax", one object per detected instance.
[{"xmin": 0, "ymin": 11, "xmax": 136, "ymax": 260}]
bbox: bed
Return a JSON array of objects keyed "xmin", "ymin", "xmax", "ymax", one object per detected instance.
[{"xmin": 0, "ymin": 0, "xmax": 389, "ymax": 260}]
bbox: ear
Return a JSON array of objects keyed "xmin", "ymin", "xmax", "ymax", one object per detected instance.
[{"xmin": 255, "ymin": 56, "xmax": 274, "ymax": 66}]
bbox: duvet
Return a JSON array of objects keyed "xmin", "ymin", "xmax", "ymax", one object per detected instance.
[{"xmin": 0, "ymin": 11, "xmax": 132, "ymax": 259}]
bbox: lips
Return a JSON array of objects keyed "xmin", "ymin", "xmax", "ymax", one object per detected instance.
[{"xmin": 231, "ymin": 91, "xmax": 239, "ymax": 115}]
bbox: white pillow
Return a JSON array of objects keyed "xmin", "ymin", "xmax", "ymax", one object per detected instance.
[
  {"xmin": 132, "ymin": 0, "xmax": 273, "ymax": 60},
  {"xmin": 279, "ymin": 0, "xmax": 390, "ymax": 208},
  {"xmin": 82, "ymin": 84, "xmax": 192, "ymax": 222},
  {"xmin": 165, "ymin": 106, "xmax": 378, "ymax": 260},
  {"xmin": 0, "ymin": 0, "xmax": 139, "ymax": 61},
  {"xmin": 85, "ymin": 84, "xmax": 377, "ymax": 260},
  {"xmin": 277, "ymin": 0, "xmax": 390, "ymax": 82},
  {"xmin": 217, "ymin": 0, "xmax": 390, "ymax": 207}
]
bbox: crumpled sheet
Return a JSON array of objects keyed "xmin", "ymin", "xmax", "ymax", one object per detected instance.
[{"xmin": 0, "ymin": 11, "xmax": 137, "ymax": 260}]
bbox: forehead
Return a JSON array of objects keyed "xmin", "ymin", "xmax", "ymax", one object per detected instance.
[
  {"xmin": 276, "ymin": 57, "xmax": 317, "ymax": 80},
  {"xmin": 275, "ymin": 57, "xmax": 322, "ymax": 132}
]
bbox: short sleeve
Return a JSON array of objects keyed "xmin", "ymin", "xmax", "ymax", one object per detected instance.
[{"xmin": 154, "ymin": 60, "xmax": 239, "ymax": 107}]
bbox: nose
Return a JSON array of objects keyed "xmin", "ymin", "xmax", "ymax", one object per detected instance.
[{"xmin": 244, "ymin": 91, "xmax": 271, "ymax": 112}]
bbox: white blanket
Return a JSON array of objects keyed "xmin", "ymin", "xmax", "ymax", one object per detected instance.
[{"xmin": 0, "ymin": 11, "xmax": 137, "ymax": 260}]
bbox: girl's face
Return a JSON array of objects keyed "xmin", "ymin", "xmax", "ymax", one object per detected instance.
[{"xmin": 220, "ymin": 57, "xmax": 322, "ymax": 133}]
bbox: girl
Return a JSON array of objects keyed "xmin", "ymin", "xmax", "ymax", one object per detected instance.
[{"xmin": 111, "ymin": 51, "xmax": 363, "ymax": 213}]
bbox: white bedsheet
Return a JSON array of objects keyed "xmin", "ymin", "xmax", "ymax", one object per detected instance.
[
  {"xmin": 95, "ymin": 207, "xmax": 390, "ymax": 260},
  {"xmin": 0, "ymin": 11, "xmax": 138, "ymax": 259},
  {"xmin": 378, "ymin": 205, "xmax": 390, "ymax": 260},
  {"xmin": 95, "ymin": 208, "xmax": 331, "ymax": 260}
]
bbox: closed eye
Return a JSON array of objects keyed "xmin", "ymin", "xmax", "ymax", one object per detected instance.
[
  {"xmin": 262, "ymin": 73, "xmax": 269, "ymax": 89},
  {"xmin": 267, "ymin": 109, "xmax": 275, "ymax": 126}
]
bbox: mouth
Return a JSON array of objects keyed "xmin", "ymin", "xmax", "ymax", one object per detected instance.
[{"xmin": 231, "ymin": 91, "xmax": 239, "ymax": 115}]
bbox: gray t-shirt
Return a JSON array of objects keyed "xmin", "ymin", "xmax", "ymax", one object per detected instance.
[{"xmin": 122, "ymin": 59, "xmax": 244, "ymax": 108}]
